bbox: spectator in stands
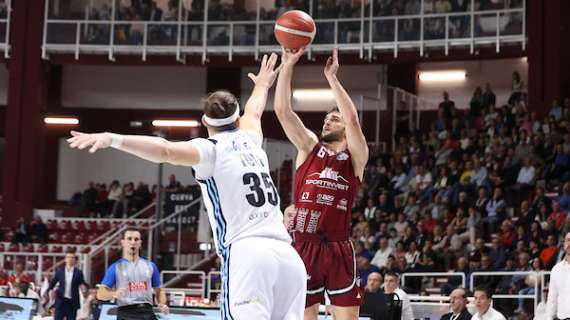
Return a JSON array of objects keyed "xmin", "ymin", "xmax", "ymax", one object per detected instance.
[
  {"xmin": 539, "ymin": 234, "xmax": 559, "ymax": 269},
  {"xmin": 8, "ymin": 261, "xmax": 31, "ymax": 295},
  {"xmin": 366, "ymin": 272, "xmax": 382, "ymax": 293},
  {"xmin": 165, "ymin": 174, "xmax": 181, "ymax": 192},
  {"xmin": 383, "ymin": 272, "xmax": 414, "ymax": 320},
  {"xmin": 472, "ymin": 286, "xmax": 506, "ymax": 320},
  {"xmin": 548, "ymin": 202, "xmax": 568, "ymax": 231},
  {"xmin": 439, "ymin": 91, "xmax": 456, "ymax": 127},
  {"xmin": 79, "ymin": 182, "xmax": 98, "ymax": 216},
  {"xmin": 508, "ymin": 71, "xmax": 524, "ymax": 106},
  {"xmin": 12, "ymin": 217, "xmax": 30, "ymax": 244},
  {"xmin": 483, "ymin": 188, "xmax": 505, "ymax": 234},
  {"xmin": 364, "ymin": 198, "xmax": 378, "ymax": 221},
  {"xmin": 371, "ymin": 237, "xmax": 393, "ymax": 269},
  {"xmin": 557, "ymin": 182, "xmax": 570, "ymax": 211},
  {"xmin": 549, "ymin": 99, "xmax": 564, "ymax": 122},
  {"xmin": 106, "ymin": 180, "xmax": 122, "ymax": 217},
  {"xmin": 440, "ymin": 288, "xmax": 472, "ymax": 320},
  {"xmin": 469, "ymin": 87, "xmax": 483, "ymax": 127},
  {"xmin": 358, "ymin": 256, "xmax": 380, "ymax": 285},
  {"xmin": 30, "ymin": 216, "xmax": 48, "ymax": 244}
]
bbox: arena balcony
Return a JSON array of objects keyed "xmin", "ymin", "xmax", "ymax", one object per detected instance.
[{"xmin": 41, "ymin": 0, "xmax": 526, "ymax": 62}]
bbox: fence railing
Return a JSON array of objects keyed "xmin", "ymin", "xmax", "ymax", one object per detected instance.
[
  {"xmin": 401, "ymin": 271, "xmax": 466, "ymax": 290},
  {"xmin": 470, "ymin": 271, "xmax": 540, "ymax": 312},
  {"xmin": 0, "ymin": 252, "xmax": 88, "ymax": 284},
  {"xmin": 42, "ymin": 0, "xmax": 526, "ymax": 61}
]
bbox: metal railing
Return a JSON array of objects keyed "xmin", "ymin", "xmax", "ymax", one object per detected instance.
[
  {"xmin": 43, "ymin": 202, "xmax": 156, "ymax": 278},
  {"xmin": 207, "ymin": 271, "xmax": 221, "ymax": 301},
  {"xmin": 0, "ymin": 0, "xmax": 11, "ymax": 58},
  {"xmin": 389, "ymin": 85, "xmax": 437, "ymax": 150},
  {"xmin": 42, "ymin": 0, "xmax": 526, "ymax": 61},
  {"xmin": 470, "ymin": 271, "xmax": 540, "ymax": 312},
  {"xmin": 160, "ymin": 270, "xmax": 207, "ymax": 298},
  {"xmin": 0, "ymin": 252, "xmax": 87, "ymax": 284},
  {"xmin": 401, "ymin": 271, "xmax": 466, "ymax": 290}
]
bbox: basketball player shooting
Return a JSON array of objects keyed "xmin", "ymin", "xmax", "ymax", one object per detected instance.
[
  {"xmin": 67, "ymin": 53, "xmax": 308, "ymax": 320},
  {"xmin": 275, "ymin": 47, "xmax": 369, "ymax": 320}
]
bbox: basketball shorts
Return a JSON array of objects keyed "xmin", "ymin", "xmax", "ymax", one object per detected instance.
[
  {"xmin": 220, "ymin": 237, "xmax": 307, "ymax": 320},
  {"xmin": 293, "ymin": 235, "xmax": 364, "ymax": 307}
]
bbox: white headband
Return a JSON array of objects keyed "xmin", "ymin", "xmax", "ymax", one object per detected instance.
[{"xmin": 203, "ymin": 103, "xmax": 240, "ymax": 127}]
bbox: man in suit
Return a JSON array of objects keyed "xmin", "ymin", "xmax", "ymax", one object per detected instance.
[
  {"xmin": 441, "ymin": 288, "xmax": 472, "ymax": 320},
  {"xmin": 48, "ymin": 253, "xmax": 87, "ymax": 320}
]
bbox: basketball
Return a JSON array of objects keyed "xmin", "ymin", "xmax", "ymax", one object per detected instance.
[{"xmin": 274, "ymin": 10, "xmax": 316, "ymax": 50}]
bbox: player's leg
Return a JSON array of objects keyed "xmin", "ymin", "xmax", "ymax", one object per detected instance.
[
  {"xmin": 304, "ymin": 304, "xmax": 320, "ymax": 320},
  {"xmin": 290, "ymin": 240, "xmax": 326, "ymax": 320},
  {"xmin": 223, "ymin": 238, "xmax": 276, "ymax": 320},
  {"xmin": 328, "ymin": 306, "xmax": 360, "ymax": 320},
  {"xmin": 326, "ymin": 241, "xmax": 364, "ymax": 320},
  {"xmin": 271, "ymin": 240, "xmax": 307, "ymax": 320}
]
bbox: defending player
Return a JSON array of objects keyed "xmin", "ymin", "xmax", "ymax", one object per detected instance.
[{"xmin": 68, "ymin": 53, "xmax": 307, "ymax": 320}]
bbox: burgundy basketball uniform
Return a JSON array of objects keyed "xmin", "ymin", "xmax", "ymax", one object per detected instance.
[{"xmin": 290, "ymin": 143, "xmax": 364, "ymax": 307}]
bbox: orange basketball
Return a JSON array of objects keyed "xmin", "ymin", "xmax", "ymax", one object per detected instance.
[{"xmin": 274, "ymin": 10, "xmax": 316, "ymax": 50}]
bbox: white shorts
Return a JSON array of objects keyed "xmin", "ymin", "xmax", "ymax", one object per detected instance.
[{"xmin": 219, "ymin": 237, "xmax": 307, "ymax": 320}]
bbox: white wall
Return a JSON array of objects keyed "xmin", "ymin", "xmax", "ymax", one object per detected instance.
[
  {"xmin": 62, "ymin": 65, "xmax": 207, "ymax": 109},
  {"xmin": 62, "ymin": 64, "xmax": 384, "ymax": 111},
  {"xmin": 57, "ymin": 138, "xmax": 197, "ymax": 200},
  {"xmin": 241, "ymin": 64, "xmax": 385, "ymax": 112},
  {"xmin": 417, "ymin": 57, "xmax": 528, "ymax": 109}
]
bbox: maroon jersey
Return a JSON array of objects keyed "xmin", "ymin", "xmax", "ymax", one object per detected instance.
[{"xmin": 291, "ymin": 143, "xmax": 361, "ymax": 240}]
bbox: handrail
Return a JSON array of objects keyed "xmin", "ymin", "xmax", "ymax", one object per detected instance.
[
  {"xmin": 0, "ymin": 252, "xmax": 88, "ymax": 284},
  {"xmin": 162, "ymin": 253, "xmax": 216, "ymax": 288},
  {"xmin": 160, "ymin": 270, "xmax": 206, "ymax": 298},
  {"xmin": 4, "ymin": 0, "xmax": 11, "ymax": 58},
  {"xmin": 207, "ymin": 271, "xmax": 221, "ymax": 301},
  {"xmin": 42, "ymin": 201, "xmax": 157, "ymax": 277},
  {"xmin": 42, "ymin": 4, "xmax": 526, "ymax": 61},
  {"xmin": 401, "ymin": 272, "xmax": 466, "ymax": 289},
  {"xmin": 470, "ymin": 271, "xmax": 539, "ymax": 312}
]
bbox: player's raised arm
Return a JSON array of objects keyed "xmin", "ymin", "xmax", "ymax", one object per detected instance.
[
  {"xmin": 274, "ymin": 48, "xmax": 319, "ymax": 158},
  {"xmin": 324, "ymin": 48, "xmax": 369, "ymax": 180},
  {"xmin": 67, "ymin": 131, "xmax": 201, "ymax": 167},
  {"xmin": 239, "ymin": 53, "xmax": 282, "ymax": 139}
]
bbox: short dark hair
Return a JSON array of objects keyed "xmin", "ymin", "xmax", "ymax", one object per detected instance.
[
  {"xmin": 326, "ymin": 107, "xmax": 340, "ymax": 115},
  {"xmin": 474, "ymin": 286, "xmax": 492, "ymax": 299},
  {"xmin": 203, "ymin": 90, "xmax": 239, "ymax": 131},
  {"xmin": 122, "ymin": 227, "xmax": 142, "ymax": 239},
  {"xmin": 384, "ymin": 271, "xmax": 400, "ymax": 280}
]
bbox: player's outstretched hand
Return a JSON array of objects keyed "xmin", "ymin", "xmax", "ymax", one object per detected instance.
[
  {"xmin": 324, "ymin": 48, "xmax": 339, "ymax": 80},
  {"xmin": 280, "ymin": 47, "xmax": 305, "ymax": 66},
  {"xmin": 67, "ymin": 130, "xmax": 112, "ymax": 154},
  {"xmin": 248, "ymin": 53, "xmax": 282, "ymax": 89}
]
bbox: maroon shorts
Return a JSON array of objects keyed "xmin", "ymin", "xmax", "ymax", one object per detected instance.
[{"xmin": 293, "ymin": 234, "xmax": 364, "ymax": 307}]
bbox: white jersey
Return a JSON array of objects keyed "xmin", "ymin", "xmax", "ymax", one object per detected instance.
[{"xmin": 191, "ymin": 129, "xmax": 291, "ymax": 255}]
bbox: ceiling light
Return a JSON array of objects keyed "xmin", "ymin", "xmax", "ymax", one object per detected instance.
[
  {"xmin": 44, "ymin": 117, "xmax": 79, "ymax": 125},
  {"xmin": 419, "ymin": 70, "xmax": 466, "ymax": 82},
  {"xmin": 152, "ymin": 120, "xmax": 200, "ymax": 127},
  {"xmin": 293, "ymin": 89, "xmax": 335, "ymax": 100}
]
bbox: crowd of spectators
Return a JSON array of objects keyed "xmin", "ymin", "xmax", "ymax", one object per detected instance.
[
  {"xmin": 69, "ymin": 174, "xmax": 196, "ymax": 218},
  {"xmin": 0, "ymin": 216, "xmax": 49, "ymax": 245},
  {"xmin": 46, "ymin": 0, "xmax": 525, "ymax": 46},
  {"xmin": 351, "ymin": 73, "xmax": 570, "ymax": 315}
]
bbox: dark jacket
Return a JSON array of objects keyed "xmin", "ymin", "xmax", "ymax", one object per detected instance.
[
  {"xmin": 440, "ymin": 309, "xmax": 472, "ymax": 320},
  {"xmin": 49, "ymin": 267, "xmax": 86, "ymax": 310}
]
